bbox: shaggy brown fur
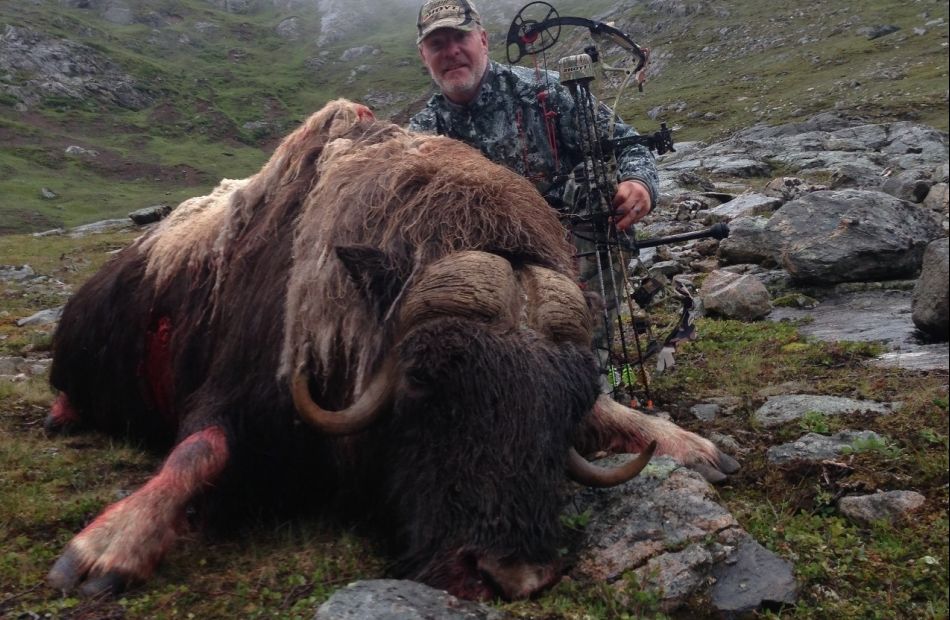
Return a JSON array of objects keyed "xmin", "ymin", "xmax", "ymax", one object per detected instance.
[{"xmin": 47, "ymin": 98, "xmax": 737, "ymax": 601}]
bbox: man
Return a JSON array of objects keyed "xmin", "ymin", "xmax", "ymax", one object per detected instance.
[
  {"xmin": 408, "ymin": 0, "xmax": 659, "ymax": 231},
  {"xmin": 409, "ymin": 0, "xmax": 660, "ymax": 392}
]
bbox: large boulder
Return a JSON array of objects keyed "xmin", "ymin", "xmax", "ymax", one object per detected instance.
[
  {"xmin": 699, "ymin": 270, "xmax": 772, "ymax": 320},
  {"xmin": 717, "ymin": 216, "xmax": 778, "ymax": 266},
  {"xmin": 912, "ymin": 237, "xmax": 950, "ymax": 341},
  {"xmin": 765, "ymin": 189, "xmax": 942, "ymax": 283}
]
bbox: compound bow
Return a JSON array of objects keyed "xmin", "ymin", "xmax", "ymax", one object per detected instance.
[{"xmin": 505, "ymin": 1, "xmax": 728, "ymax": 406}]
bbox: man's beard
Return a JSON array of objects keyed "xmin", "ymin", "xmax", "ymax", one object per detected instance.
[{"xmin": 435, "ymin": 57, "xmax": 487, "ymax": 102}]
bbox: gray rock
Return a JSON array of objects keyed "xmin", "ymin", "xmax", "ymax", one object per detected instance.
[
  {"xmin": 69, "ymin": 218, "xmax": 135, "ymax": 237},
  {"xmin": 41, "ymin": 187, "xmax": 58, "ymax": 199},
  {"xmin": 0, "ymin": 24, "xmax": 153, "ymax": 110},
  {"xmin": 0, "ymin": 265, "xmax": 36, "ymax": 282},
  {"xmin": 912, "ymin": 237, "xmax": 949, "ymax": 341},
  {"xmin": 64, "ymin": 145, "xmax": 99, "ymax": 157},
  {"xmin": 650, "ymin": 259, "xmax": 684, "ymax": 277},
  {"xmin": 690, "ymin": 403, "xmax": 720, "ymax": 421},
  {"xmin": 275, "ymin": 16, "xmax": 301, "ymax": 40},
  {"xmin": 0, "ymin": 356, "xmax": 27, "ymax": 376},
  {"xmin": 704, "ymin": 157, "xmax": 772, "ymax": 177},
  {"xmin": 882, "ymin": 170, "xmax": 933, "ymax": 203},
  {"xmin": 717, "ymin": 216, "xmax": 776, "ymax": 266},
  {"xmin": 128, "ymin": 204, "xmax": 172, "ymax": 226},
  {"xmin": 102, "ymin": 4, "xmax": 134, "ymax": 25},
  {"xmin": 340, "ymin": 45, "xmax": 378, "ymax": 62},
  {"xmin": 16, "ymin": 306, "xmax": 64, "ymax": 327},
  {"xmin": 764, "ymin": 177, "xmax": 827, "ymax": 201},
  {"xmin": 710, "ymin": 536, "xmax": 798, "ymax": 617},
  {"xmin": 837, "ymin": 490, "xmax": 926, "ymax": 526},
  {"xmin": 32, "ymin": 228, "xmax": 66, "ymax": 237},
  {"xmin": 766, "ymin": 189, "xmax": 943, "ymax": 283},
  {"xmin": 699, "ymin": 270, "xmax": 772, "ymax": 321},
  {"xmin": 313, "ymin": 579, "xmax": 508, "ymax": 619},
  {"xmin": 770, "ymin": 290, "xmax": 949, "ymax": 371},
  {"xmin": 865, "ymin": 24, "xmax": 900, "ymax": 39},
  {"xmin": 570, "ymin": 453, "xmax": 785, "ymax": 613},
  {"xmin": 753, "ymin": 394, "xmax": 896, "ymax": 428},
  {"xmin": 708, "ymin": 432, "xmax": 741, "ymax": 454},
  {"xmin": 193, "ymin": 21, "xmax": 220, "ymax": 35},
  {"xmin": 708, "ymin": 192, "xmax": 782, "ymax": 222},
  {"xmin": 923, "ymin": 183, "xmax": 949, "ymax": 213},
  {"xmin": 830, "ymin": 163, "xmax": 887, "ymax": 190},
  {"xmin": 766, "ymin": 430, "xmax": 886, "ymax": 464}
]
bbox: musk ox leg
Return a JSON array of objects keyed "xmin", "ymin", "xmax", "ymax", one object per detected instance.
[
  {"xmin": 578, "ymin": 396, "xmax": 739, "ymax": 483},
  {"xmin": 48, "ymin": 426, "xmax": 229, "ymax": 597},
  {"xmin": 45, "ymin": 392, "xmax": 83, "ymax": 436}
]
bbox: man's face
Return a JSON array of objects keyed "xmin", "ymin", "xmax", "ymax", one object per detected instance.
[{"xmin": 418, "ymin": 27, "xmax": 489, "ymax": 105}]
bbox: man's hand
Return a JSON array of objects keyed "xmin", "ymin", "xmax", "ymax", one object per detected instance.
[{"xmin": 611, "ymin": 180, "xmax": 652, "ymax": 231}]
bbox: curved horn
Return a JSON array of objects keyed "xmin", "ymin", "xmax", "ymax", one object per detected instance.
[
  {"xmin": 567, "ymin": 441, "xmax": 657, "ymax": 488},
  {"xmin": 291, "ymin": 357, "xmax": 396, "ymax": 435}
]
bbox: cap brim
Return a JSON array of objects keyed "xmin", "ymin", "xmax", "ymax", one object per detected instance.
[{"xmin": 417, "ymin": 17, "xmax": 477, "ymax": 44}]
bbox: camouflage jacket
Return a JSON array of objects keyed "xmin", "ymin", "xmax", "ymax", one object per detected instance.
[{"xmin": 408, "ymin": 61, "xmax": 659, "ymax": 211}]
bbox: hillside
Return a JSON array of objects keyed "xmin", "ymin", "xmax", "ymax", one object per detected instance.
[{"xmin": 0, "ymin": 0, "xmax": 947, "ymax": 233}]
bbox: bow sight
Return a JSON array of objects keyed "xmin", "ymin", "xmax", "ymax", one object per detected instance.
[{"xmin": 505, "ymin": 1, "xmax": 729, "ymax": 405}]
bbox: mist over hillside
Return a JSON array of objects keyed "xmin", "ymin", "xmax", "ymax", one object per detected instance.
[{"xmin": 1, "ymin": 0, "xmax": 947, "ymax": 232}]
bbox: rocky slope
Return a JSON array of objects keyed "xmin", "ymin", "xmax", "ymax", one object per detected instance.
[{"xmin": 1, "ymin": 0, "xmax": 947, "ymax": 232}]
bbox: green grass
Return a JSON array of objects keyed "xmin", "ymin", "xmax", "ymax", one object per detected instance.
[
  {"xmin": 1, "ymin": 232, "xmax": 948, "ymax": 618},
  {"xmin": 2, "ymin": 0, "xmax": 947, "ymax": 232}
]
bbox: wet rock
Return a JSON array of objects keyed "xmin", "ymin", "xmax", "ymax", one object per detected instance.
[
  {"xmin": 864, "ymin": 24, "xmax": 900, "ymax": 39},
  {"xmin": 769, "ymin": 290, "xmax": 949, "ymax": 371},
  {"xmin": 128, "ymin": 204, "xmax": 172, "ymax": 226},
  {"xmin": 710, "ymin": 535, "xmax": 798, "ymax": 617},
  {"xmin": 766, "ymin": 189, "xmax": 942, "ymax": 283},
  {"xmin": 699, "ymin": 270, "xmax": 772, "ymax": 320},
  {"xmin": 753, "ymin": 394, "xmax": 896, "ymax": 428},
  {"xmin": 766, "ymin": 430, "xmax": 886, "ymax": 464},
  {"xmin": 313, "ymin": 579, "xmax": 508, "ymax": 619},
  {"xmin": 912, "ymin": 237, "xmax": 949, "ymax": 341},
  {"xmin": 837, "ymin": 490, "xmax": 926, "ymax": 526}
]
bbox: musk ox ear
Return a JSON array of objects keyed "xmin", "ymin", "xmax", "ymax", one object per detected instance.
[{"xmin": 335, "ymin": 245, "xmax": 407, "ymax": 318}]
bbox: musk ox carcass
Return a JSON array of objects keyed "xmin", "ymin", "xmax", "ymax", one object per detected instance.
[{"xmin": 45, "ymin": 99, "xmax": 738, "ymax": 601}]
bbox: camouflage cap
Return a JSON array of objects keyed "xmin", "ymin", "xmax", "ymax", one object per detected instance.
[{"xmin": 416, "ymin": 0, "xmax": 482, "ymax": 45}]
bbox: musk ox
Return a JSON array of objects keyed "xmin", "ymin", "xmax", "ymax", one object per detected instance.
[{"xmin": 45, "ymin": 99, "xmax": 738, "ymax": 601}]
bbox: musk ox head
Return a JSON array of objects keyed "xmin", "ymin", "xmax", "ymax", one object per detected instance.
[{"xmin": 290, "ymin": 248, "xmax": 651, "ymax": 599}]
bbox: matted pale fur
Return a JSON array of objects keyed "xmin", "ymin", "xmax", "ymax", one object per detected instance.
[{"xmin": 140, "ymin": 178, "xmax": 248, "ymax": 290}]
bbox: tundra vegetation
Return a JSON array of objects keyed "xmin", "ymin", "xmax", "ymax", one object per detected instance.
[
  {"xmin": 1, "ymin": 230, "xmax": 947, "ymax": 619},
  {"xmin": 1, "ymin": 0, "xmax": 948, "ymax": 617}
]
